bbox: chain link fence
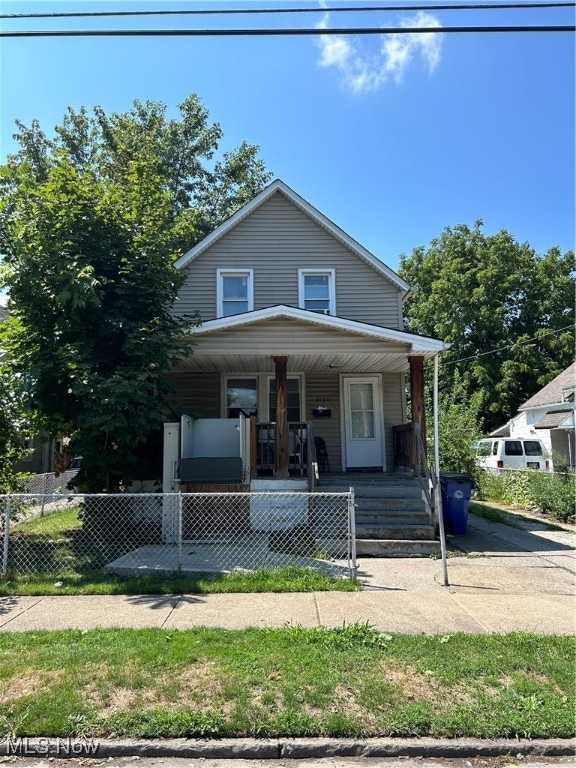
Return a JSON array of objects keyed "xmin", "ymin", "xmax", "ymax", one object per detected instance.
[
  {"xmin": 1, "ymin": 491, "xmax": 356, "ymax": 580},
  {"xmin": 22, "ymin": 470, "xmax": 80, "ymax": 496}
]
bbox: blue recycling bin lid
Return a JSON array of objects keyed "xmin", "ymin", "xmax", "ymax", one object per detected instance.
[{"xmin": 439, "ymin": 472, "xmax": 474, "ymax": 485}]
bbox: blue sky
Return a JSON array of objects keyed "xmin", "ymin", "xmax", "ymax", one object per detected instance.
[{"xmin": 1, "ymin": 0, "xmax": 574, "ymax": 277}]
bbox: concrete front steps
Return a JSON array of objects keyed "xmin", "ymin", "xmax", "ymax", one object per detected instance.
[{"xmin": 319, "ymin": 473, "xmax": 441, "ymax": 557}]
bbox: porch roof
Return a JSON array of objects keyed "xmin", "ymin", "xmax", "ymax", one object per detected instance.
[
  {"xmin": 179, "ymin": 305, "xmax": 447, "ymax": 374},
  {"xmin": 534, "ymin": 408, "xmax": 575, "ymax": 430}
]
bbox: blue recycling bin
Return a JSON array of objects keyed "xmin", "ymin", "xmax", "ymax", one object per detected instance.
[{"xmin": 439, "ymin": 473, "xmax": 475, "ymax": 534}]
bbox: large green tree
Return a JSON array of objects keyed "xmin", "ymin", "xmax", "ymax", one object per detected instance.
[
  {"xmin": 0, "ymin": 95, "xmax": 272, "ymax": 491},
  {"xmin": 399, "ymin": 222, "xmax": 575, "ymax": 433}
]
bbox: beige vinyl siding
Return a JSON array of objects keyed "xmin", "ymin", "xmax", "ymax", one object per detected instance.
[
  {"xmin": 382, "ymin": 372, "xmax": 405, "ymax": 472},
  {"xmin": 305, "ymin": 374, "xmax": 342, "ymax": 472},
  {"xmin": 194, "ymin": 319, "xmax": 410, "ymax": 356},
  {"xmin": 176, "ymin": 192, "xmax": 403, "ymax": 328},
  {"xmin": 169, "ymin": 373, "xmax": 220, "ymax": 417}
]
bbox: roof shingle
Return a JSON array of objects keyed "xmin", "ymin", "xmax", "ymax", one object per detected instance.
[{"xmin": 520, "ymin": 363, "xmax": 576, "ymax": 409}]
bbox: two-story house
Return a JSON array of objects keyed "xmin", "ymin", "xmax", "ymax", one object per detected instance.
[{"xmin": 165, "ymin": 179, "xmax": 446, "ymax": 489}]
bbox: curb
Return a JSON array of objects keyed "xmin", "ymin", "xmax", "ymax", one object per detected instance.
[{"xmin": 3, "ymin": 737, "xmax": 575, "ymax": 759}]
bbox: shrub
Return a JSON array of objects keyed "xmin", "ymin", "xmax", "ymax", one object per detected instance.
[
  {"xmin": 475, "ymin": 470, "xmax": 506, "ymax": 502},
  {"xmin": 476, "ymin": 468, "xmax": 575, "ymax": 524},
  {"xmin": 528, "ymin": 470, "xmax": 575, "ymax": 523}
]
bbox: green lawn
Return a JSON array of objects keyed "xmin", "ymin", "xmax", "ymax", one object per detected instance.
[
  {"xmin": 2, "ymin": 506, "xmax": 359, "ymax": 595},
  {"xmin": 0, "ymin": 627, "xmax": 573, "ymax": 739},
  {"xmin": 470, "ymin": 501, "xmax": 570, "ymax": 531}
]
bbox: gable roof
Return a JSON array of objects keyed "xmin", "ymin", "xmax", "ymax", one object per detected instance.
[
  {"xmin": 520, "ymin": 363, "xmax": 576, "ymax": 410},
  {"xmin": 193, "ymin": 304, "xmax": 446, "ymax": 355},
  {"xmin": 175, "ymin": 179, "xmax": 410, "ymax": 294}
]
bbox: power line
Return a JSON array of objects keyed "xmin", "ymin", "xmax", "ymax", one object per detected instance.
[
  {"xmin": 2, "ymin": 2, "xmax": 574, "ymax": 20},
  {"xmin": 445, "ymin": 324, "xmax": 576, "ymax": 366},
  {"xmin": 1, "ymin": 25, "xmax": 574, "ymax": 38}
]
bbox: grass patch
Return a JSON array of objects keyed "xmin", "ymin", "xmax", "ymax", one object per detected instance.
[
  {"xmin": 470, "ymin": 502, "xmax": 568, "ymax": 532},
  {"xmin": 469, "ymin": 502, "xmax": 522, "ymax": 528},
  {"xmin": 0, "ymin": 627, "xmax": 573, "ymax": 739},
  {"xmin": 3, "ymin": 507, "xmax": 359, "ymax": 595},
  {"xmin": 0, "ymin": 567, "xmax": 360, "ymax": 596}
]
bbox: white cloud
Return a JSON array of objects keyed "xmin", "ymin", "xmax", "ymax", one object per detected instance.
[{"xmin": 315, "ymin": 10, "xmax": 445, "ymax": 94}]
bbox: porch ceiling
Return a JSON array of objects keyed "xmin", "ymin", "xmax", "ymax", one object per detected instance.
[{"xmin": 177, "ymin": 351, "xmax": 415, "ymax": 374}]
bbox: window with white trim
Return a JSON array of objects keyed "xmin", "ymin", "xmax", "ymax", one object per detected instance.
[
  {"xmin": 298, "ymin": 269, "xmax": 335, "ymax": 315},
  {"xmin": 268, "ymin": 377, "xmax": 301, "ymax": 422},
  {"xmin": 217, "ymin": 269, "xmax": 254, "ymax": 318}
]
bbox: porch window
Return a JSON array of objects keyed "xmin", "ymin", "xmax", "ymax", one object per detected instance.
[
  {"xmin": 217, "ymin": 269, "xmax": 254, "ymax": 318},
  {"xmin": 226, "ymin": 377, "xmax": 258, "ymax": 418},
  {"xmin": 298, "ymin": 269, "xmax": 335, "ymax": 315},
  {"xmin": 269, "ymin": 378, "xmax": 301, "ymax": 422}
]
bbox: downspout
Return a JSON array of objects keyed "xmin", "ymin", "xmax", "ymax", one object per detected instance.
[{"xmin": 434, "ymin": 353, "xmax": 449, "ymax": 587}]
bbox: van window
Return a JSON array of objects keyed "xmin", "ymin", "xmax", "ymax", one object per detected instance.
[
  {"xmin": 477, "ymin": 441, "xmax": 492, "ymax": 457},
  {"xmin": 504, "ymin": 441, "xmax": 523, "ymax": 456},
  {"xmin": 524, "ymin": 441, "xmax": 543, "ymax": 456},
  {"xmin": 492, "ymin": 441, "xmax": 499, "ymax": 456}
]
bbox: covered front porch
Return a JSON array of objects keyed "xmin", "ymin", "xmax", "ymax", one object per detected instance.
[{"xmin": 167, "ymin": 306, "xmax": 446, "ymax": 489}]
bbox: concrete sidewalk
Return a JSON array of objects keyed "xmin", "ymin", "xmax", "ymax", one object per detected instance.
[{"xmin": 1, "ymin": 511, "xmax": 574, "ymax": 635}]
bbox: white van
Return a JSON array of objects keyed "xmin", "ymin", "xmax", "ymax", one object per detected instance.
[{"xmin": 475, "ymin": 438, "xmax": 549, "ymax": 472}]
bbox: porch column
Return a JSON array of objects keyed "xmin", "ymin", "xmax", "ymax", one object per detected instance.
[
  {"xmin": 409, "ymin": 355, "xmax": 427, "ymax": 452},
  {"xmin": 273, "ymin": 355, "xmax": 289, "ymax": 478}
]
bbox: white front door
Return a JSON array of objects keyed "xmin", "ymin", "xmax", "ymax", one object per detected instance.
[{"xmin": 343, "ymin": 376, "xmax": 384, "ymax": 470}]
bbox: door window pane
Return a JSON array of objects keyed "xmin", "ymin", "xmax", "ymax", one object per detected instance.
[{"xmin": 350, "ymin": 383, "xmax": 375, "ymax": 439}]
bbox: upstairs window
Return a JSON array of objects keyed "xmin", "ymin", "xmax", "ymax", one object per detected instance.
[
  {"xmin": 217, "ymin": 269, "xmax": 254, "ymax": 318},
  {"xmin": 298, "ymin": 269, "xmax": 335, "ymax": 315}
]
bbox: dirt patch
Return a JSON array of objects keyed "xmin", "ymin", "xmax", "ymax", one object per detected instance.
[
  {"xmin": 85, "ymin": 661, "xmax": 225, "ymax": 716},
  {"xmin": 0, "ymin": 670, "xmax": 62, "ymax": 704},
  {"xmin": 377, "ymin": 661, "xmax": 475, "ymax": 708}
]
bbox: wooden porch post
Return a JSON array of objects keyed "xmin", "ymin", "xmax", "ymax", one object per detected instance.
[
  {"xmin": 273, "ymin": 355, "xmax": 289, "ymax": 478},
  {"xmin": 409, "ymin": 355, "xmax": 427, "ymax": 454}
]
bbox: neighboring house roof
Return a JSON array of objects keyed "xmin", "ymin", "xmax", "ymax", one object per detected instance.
[
  {"xmin": 489, "ymin": 423, "xmax": 511, "ymax": 438},
  {"xmin": 175, "ymin": 179, "xmax": 411, "ymax": 295},
  {"xmin": 534, "ymin": 408, "xmax": 575, "ymax": 430},
  {"xmin": 193, "ymin": 305, "xmax": 446, "ymax": 355},
  {"xmin": 520, "ymin": 363, "xmax": 576, "ymax": 410}
]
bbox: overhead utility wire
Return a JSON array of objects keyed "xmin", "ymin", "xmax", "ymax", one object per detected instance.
[
  {"xmin": 2, "ymin": 25, "xmax": 574, "ymax": 37},
  {"xmin": 2, "ymin": 2, "xmax": 574, "ymax": 20},
  {"xmin": 445, "ymin": 323, "xmax": 575, "ymax": 366}
]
